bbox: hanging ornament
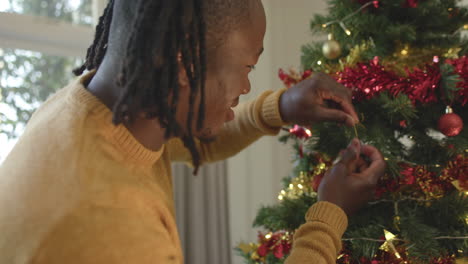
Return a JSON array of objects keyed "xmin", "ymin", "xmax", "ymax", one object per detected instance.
[
  {"xmin": 237, "ymin": 242, "xmax": 259, "ymax": 255},
  {"xmin": 323, "ymin": 34, "xmax": 342, "ymax": 60},
  {"xmin": 379, "ymin": 230, "xmax": 402, "ymax": 259},
  {"xmin": 399, "ymin": 120, "xmax": 408, "ymax": 128},
  {"xmin": 289, "ymin": 125, "xmax": 312, "ymax": 139},
  {"xmin": 438, "ymin": 106, "xmax": 464, "ymax": 137},
  {"xmin": 298, "ymin": 144, "xmax": 304, "ymax": 158}
]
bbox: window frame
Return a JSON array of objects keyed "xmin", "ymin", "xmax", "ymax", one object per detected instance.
[
  {"xmin": 0, "ymin": 0, "xmax": 106, "ymax": 162},
  {"xmin": 0, "ymin": 0, "xmax": 106, "ymax": 57}
]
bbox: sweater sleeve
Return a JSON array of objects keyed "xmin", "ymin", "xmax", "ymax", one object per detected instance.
[
  {"xmin": 167, "ymin": 89, "xmax": 287, "ymax": 165},
  {"xmin": 31, "ymin": 204, "xmax": 182, "ymax": 264},
  {"xmin": 285, "ymin": 202, "xmax": 348, "ymax": 264}
]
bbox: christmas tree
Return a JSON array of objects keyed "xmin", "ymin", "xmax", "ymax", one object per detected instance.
[{"xmin": 236, "ymin": 0, "xmax": 468, "ymax": 263}]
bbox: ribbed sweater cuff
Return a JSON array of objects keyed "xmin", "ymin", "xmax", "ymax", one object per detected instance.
[
  {"xmin": 306, "ymin": 202, "xmax": 348, "ymax": 237},
  {"xmin": 261, "ymin": 89, "xmax": 288, "ymax": 128}
]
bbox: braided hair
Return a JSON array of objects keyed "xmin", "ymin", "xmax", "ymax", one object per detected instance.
[{"xmin": 74, "ymin": 0, "xmax": 250, "ymax": 173}]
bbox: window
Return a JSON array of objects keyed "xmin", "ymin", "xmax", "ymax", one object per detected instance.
[
  {"xmin": 0, "ymin": 0, "xmax": 93, "ymax": 25},
  {"xmin": 0, "ymin": 48, "xmax": 83, "ymax": 161},
  {"xmin": 0, "ymin": 0, "xmax": 101, "ymax": 162}
]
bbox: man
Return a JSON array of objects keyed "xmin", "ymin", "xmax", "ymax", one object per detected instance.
[{"xmin": 0, "ymin": 0, "xmax": 386, "ymax": 263}]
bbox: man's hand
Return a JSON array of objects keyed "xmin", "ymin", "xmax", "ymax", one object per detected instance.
[
  {"xmin": 279, "ymin": 72, "xmax": 359, "ymax": 127},
  {"xmin": 318, "ymin": 138, "xmax": 387, "ymax": 216}
]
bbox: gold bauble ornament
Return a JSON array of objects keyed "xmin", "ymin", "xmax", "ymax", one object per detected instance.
[{"xmin": 322, "ymin": 34, "xmax": 342, "ymax": 60}]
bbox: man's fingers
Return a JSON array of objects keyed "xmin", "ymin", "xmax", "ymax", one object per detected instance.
[
  {"xmin": 334, "ymin": 139, "xmax": 360, "ymax": 172},
  {"xmin": 362, "ymin": 160, "xmax": 386, "ymax": 185},
  {"xmin": 316, "ymin": 107, "xmax": 356, "ymax": 127},
  {"xmin": 322, "ymin": 93, "xmax": 359, "ymax": 124},
  {"xmin": 360, "ymin": 145, "xmax": 387, "ymax": 184},
  {"xmin": 327, "ymin": 162, "xmax": 347, "ymax": 180},
  {"xmin": 361, "ymin": 144, "xmax": 384, "ymax": 162},
  {"xmin": 331, "ymin": 95, "xmax": 359, "ymax": 123},
  {"xmin": 356, "ymin": 158, "xmax": 369, "ymax": 172}
]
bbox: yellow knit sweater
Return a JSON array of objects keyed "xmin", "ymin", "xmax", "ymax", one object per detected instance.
[{"xmin": 0, "ymin": 72, "xmax": 347, "ymax": 264}]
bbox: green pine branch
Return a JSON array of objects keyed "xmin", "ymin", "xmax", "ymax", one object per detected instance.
[{"xmin": 253, "ymin": 195, "xmax": 317, "ymax": 231}]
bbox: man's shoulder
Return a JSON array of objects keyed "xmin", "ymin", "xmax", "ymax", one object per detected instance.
[
  {"xmin": 0, "ymin": 82, "xmax": 96, "ymax": 176},
  {"xmin": 29, "ymin": 82, "xmax": 78, "ymax": 121}
]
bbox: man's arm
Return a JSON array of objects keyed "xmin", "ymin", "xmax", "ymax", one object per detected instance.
[
  {"xmin": 168, "ymin": 73, "xmax": 360, "ymax": 166},
  {"xmin": 286, "ymin": 139, "xmax": 386, "ymax": 264},
  {"xmin": 167, "ymin": 89, "xmax": 287, "ymax": 165},
  {"xmin": 286, "ymin": 202, "xmax": 348, "ymax": 264}
]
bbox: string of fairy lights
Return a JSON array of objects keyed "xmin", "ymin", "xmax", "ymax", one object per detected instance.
[{"xmin": 318, "ymin": 1, "xmax": 468, "ymax": 61}]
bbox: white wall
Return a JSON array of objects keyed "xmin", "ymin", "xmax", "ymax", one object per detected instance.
[{"xmin": 227, "ymin": 1, "xmax": 328, "ymax": 263}]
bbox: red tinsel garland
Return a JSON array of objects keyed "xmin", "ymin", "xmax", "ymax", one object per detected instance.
[
  {"xmin": 374, "ymin": 155, "xmax": 467, "ymax": 198},
  {"xmin": 402, "ymin": 63, "xmax": 441, "ymax": 104},
  {"xmin": 279, "ymin": 56, "xmax": 468, "ymax": 106},
  {"xmin": 337, "ymin": 58, "xmax": 444, "ymax": 105},
  {"xmin": 337, "ymin": 57, "xmax": 404, "ymax": 101}
]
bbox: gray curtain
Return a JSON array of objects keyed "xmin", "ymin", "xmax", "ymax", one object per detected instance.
[{"xmin": 172, "ymin": 162, "xmax": 232, "ymax": 264}]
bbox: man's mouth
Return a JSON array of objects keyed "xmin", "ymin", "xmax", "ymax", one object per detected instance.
[{"xmin": 231, "ymin": 98, "xmax": 240, "ymax": 108}]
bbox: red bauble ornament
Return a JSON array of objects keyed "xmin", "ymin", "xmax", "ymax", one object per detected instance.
[
  {"xmin": 404, "ymin": 0, "xmax": 418, "ymax": 8},
  {"xmin": 289, "ymin": 125, "xmax": 312, "ymax": 139},
  {"xmin": 438, "ymin": 107, "xmax": 464, "ymax": 137}
]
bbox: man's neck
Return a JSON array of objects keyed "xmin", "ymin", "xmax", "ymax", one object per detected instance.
[{"xmin": 86, "ymin": 58, "xmax": 167, "ymax": 152}]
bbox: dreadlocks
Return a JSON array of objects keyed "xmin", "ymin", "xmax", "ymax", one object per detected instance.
[
  {"xmin": 72, "ymin": 0, "xmax": 114, "ymax": 76},
  {"xmin": 73, "ymin": 0, "xmax": 250, "ymax": 173}
]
